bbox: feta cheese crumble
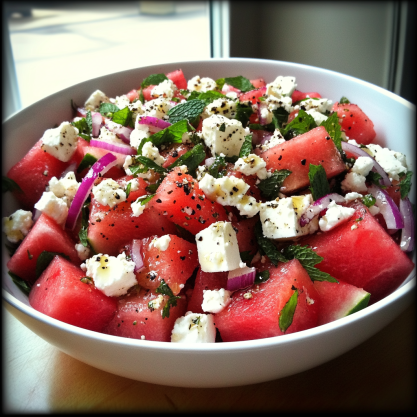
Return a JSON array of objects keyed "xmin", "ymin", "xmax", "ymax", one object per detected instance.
[
  {"xmin": 84, "ymin": 89, "xmax": 110, "ymax": 111},
  {"xmin": 150, "ymin": 235, "xmax": 171, "ymax": 251},
  {"xmin": 47, "ymin": 171, "xmax": 80, "ymax": 207},
  {"xmin": 195, "ymin": 221, "xmax": 245, "ymax": 272},
  {"xmin": 34, "ymin": 192, "xmax": 68, "ymax": 226},
  {"xmin": 234, "ymin": 153, "xmax": 268, "ymax": 179},
  {"xmin": 2, "ymin": 209, "xmax": 34, "ymax": 243},
  {"xmin": 151, "ymin": 79, "xmax": 177, "ymax": 99},
  {"xmin": 171, "ymin": 311, "xmax": 216, "ymax": 343},
  {"xmin": 40, "ymin": 122, "xmax": 79, "ymax": 162},
  {"xmin": 187, "ymin": 75, "xmax": 217, "ymax": 92},
  {"xmin": 92, "ymin": 178, "xmax": 127, "ymax": 208},
  {"xmin": 201, "ymin": 288, "xmax": 232, "ymax": 313},
  {"xmin": 366, "ymin": 144, "xmax": 408, "ymax": 181},
  {"xmin": 83, "ymin": 252, "xmax": 137, "ymax": 297},
  {"xmin": 319, "ymin": 201, "xmax": 355, "ymax": 232}
]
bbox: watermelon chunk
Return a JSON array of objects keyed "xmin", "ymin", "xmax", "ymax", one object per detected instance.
[
  {"xmin": 215, "ymin": 259, "xmax": 320, "ymax": 341},
  {"xmin": 300, "ymin": 201, "xmax": 415, "ymax": 303},
  {"xmin": 292, "ymin": 90, "xmax": 322, "ymax": 104},
  {"xmin": 332, "ymin": 102, "xmax": 376, "ymax": 145},
  {"xmin": 132, "ymin": 234, "xmax": 199, "ymax": 295},
  {"xmin": 313, "ymin": 279, "xmax": 370, "ymax": 326},
  {"xmin": 29, "ymin": 255, "xmax": 117, "ymax": 332},
  {"xmin": 87, "ymin": 178, "xmax": 178, "ymax": 256},
  {"xmin": 7, "ymin": 213, "xmax": 79, "ymax": 284},
  {"xmin": 149, "ymin": 167, "xmax": 229, "ymax": 235},
  {"xmin": 166, "ymin": 69, "xmax": 187, "ymax": 90},
  {"xmin": 239, "ymin": 87, "xmax": 267, "ymax": 104},
  {"xmin": 257, "ymin": 126, "xmax": 346, "ymax": 194},
  {"xmin": 103, "ymin": 287, "xmax": 187, "ymax": 341}
]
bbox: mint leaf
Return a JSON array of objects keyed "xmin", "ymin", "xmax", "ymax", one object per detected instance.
[
  {"xmin": 167, "ymin": 143, "xmax": 206, "ymax": 175},
  {"xmin": 249, "ymin": 123, "xmax": 275, "ymax": 132},
  {"xmin": 145, "ymin": 178, "xmax": 163, "ymax": 193},
  {"xmin": 254, "ymin": 221, "xmax": 287, "ymax": 266},
  {"xmin": 235, "ymin": 102, "xmax": 253, "ymax": 126},
  {"xmin": 79, "ymin": 200, "xmax": 93, "ymax": 250},
  {"xmin": 239, "ymin": 135, "xmax": 253, "ymax": 158},
  {"xmin": 320, "ymin": 112, "xmax": 343, "ymax": 153},
  {"xmin": 154, "ymin": 279, "xmax": 181, "ymax": 319},
  {"xmin": 36, "ymin": 251, "xmax": 70, "ymax": 279},
  {"xmin": 167, "ymin": 99, "xmax": 205, "ymax": 125},
  {"xmin": 362, "ymin": 194, "xmax": 376, "ymax": 208},
  {"xmin": 282, "ymin": 245, "xmax": 338, "ymax": 283},
  {"xmin": 8, "ymin": 271, "xmax": 31, "ymax": 296},
  {"xmin": 135, "ymin": 194, "xmax": 155, "ymax": 206},
  {"xmin": 219, "ymin": 123, "xmax": 226, "ymax": 132},
  {"xmin": 254, "ymin": 270, "xmax": 270, "ymax": 284},
  {"xmin": 272, "ymin": 107, "xmax": 290, "ymax": 129},
  {"xmin": 399, "ymin": 171, "xmax": 413, "ymax": 199},
  {"xmin": 99, "ymin": 102, "xmax": 119, "ymax": 116},
  {"xmin": 281, "ymin": 109, "xmax": 316, "ymax": 140},
  {"xmin": 216, "ymin": 78, "xmax": 226, "ymax": 90},
  {"xmin": 340, "ymin": 96, "xmax": 350, "ymax": 104},
  {"xmin": 112, "ymin": 106, "xmax": 134, "ymax": 128},
  {"xmin": 366, "ymin": 171, "xmax": 386, "ymax": 188},
  {"xmin": 257, "ymin": 169, "xmax": 292, "ymax": 200},
  {"xmin": 71, "ymin": 117, "xmax": 91, "ymax": 141},
  {"xmin": 139, "ymin": 89, "xmax": 145, "ymax": 104},
  {"xmin": 208, "ymin": 154, "xmax": 227, "ymax": 178},
  {"xmin": 132, "ymin": 156, "xmax": 167, "ymax": 175},
  {"xmin": 141, "ymin": 73, "xmax": 168, "ymax": 88},
  {"xmin": 2, "ymin": 176, "xmax": 23, "ymax": 194},
  {"xmin": 279, "ymin": 288, "xmax": 298, "ymax": 333},
  {"xmin": 240, "ymin": 251, "xmax": 255, "ymax": 265},
  {"xmin": 125, "ymin": 182, "xmax": 132, "ymax": 198},
  {"xmin": 308, "ymin": 164, "xmax": 330, "ymax": 201},
  {"xmin": 196, "ymin": 91, "xmax": 226, "ymax": 105},
  {"xmin": 77, "ymin": 153, "xmax": 97, "ymax": 173},
  {"xmin": 224, "ymin": 76, "xmax": 254, "ymax": 93}
]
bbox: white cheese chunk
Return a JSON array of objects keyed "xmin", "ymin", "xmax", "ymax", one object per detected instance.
[
  {"xmin": 141, "ymin": 141, "xmax": 165, "ymax": 166},
  {"xmin": 294, "ymin": 97, "xmax": 333, "ymax": 113},
  {"xmin": 344, "ymin": 192, "xmax": 363, "ymax": 202},
  {"xmin": 142, "ymin": 97, "xmax": 175, "ymax": 120},
  {"xmin": 203, "ymin": 97, "xmax": 238, "ymax": 119},
  {"xmin": 366, "ymin": 144, "xmax": 408, "ymax": 181},
  {"xmin": 84, "ymin": 89, "xmax": 110, "ymax": 111},
  {"xmin": 187, "ymin": 75, "xmax": 217, "ymax": 92},
  {"xmin": 40, "ymin": 122, "xmax": 78, "ymax": 162},
  {"xmin": 34, "ymin": 191, "xmax": 68, "ymax": 226},
  {"xmin": 202, "ymin": 114, "xmax": 250, "ymax": 158},
  {"xmin": 265, "ymin": 75, "xmax": 297, "ymax": 98},
  {"xmin": 150, "ymin": 235, "xmax": 171, "ymax": 251},
  {"xmin": 92, "ymin": 178, "xmax": 127, "ymax": 208},
  {"xmin": 150, "ymin": 79, "xmax": 177, "ymax": 99},
  {"xmin": 195, "ymin": 221, "xmax": 244, "ymax": 272},
  {"xmin": 171, "ymin": 311, "xmax": 216, "ymax": 343},
  {"xmin": 110, "ymin": 94, "xmax": 130, "ymax": 110},
  {"xmin": 75, "ymin": 243, "xmax": 91, "ymax": 261},
  {"xmin": 351, "ymin": 156, "xmax": 374, "ymax": 177},
  {"xmin": 341, "ymin": 172, "xmax": 368, "ymax": 193},
  {"xmin": 259, "ymin": 129, "xmax": 286, "ymax": 151},
  {"xmin": 83, "ymin": 252, "xmax": 136, "ymax": 297},
  {"xmin": 305, "ymin": 109, "xmax": 328, "ymax": 125},
  {"xmin": 131, "ymin": 197, "xmax": 147, "ymax": 217},
  {"xmin": 259, "ymin": 195, "xmax": 318, "ymax": 240},
  {"xmin": 234, "ymin": 153, "xmax": 268, "ymax": 179},
  {"xmin": 2, "ymin": 209, "xmax": 34, "ymax": 243},
  {"xmin": 201, "ymin": 288, "xmax": 232, "ymax": 313},
  {"xmin": 47, "ymin": 171, "xmax": 80, "ymax": 207},
  {"xmin": 319, "ymin": 201, "xmax": 355, "ymax": 232}
]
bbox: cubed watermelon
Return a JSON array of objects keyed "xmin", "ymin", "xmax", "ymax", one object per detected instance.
[{"xmin": 29, "ymin": 255, "xmax": 117, "ymax": 331}]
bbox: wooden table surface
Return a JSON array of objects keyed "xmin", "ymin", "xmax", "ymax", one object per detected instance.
[{"xmin": 3, "ymin": 300, "xmax": 416, "ymax": 413}]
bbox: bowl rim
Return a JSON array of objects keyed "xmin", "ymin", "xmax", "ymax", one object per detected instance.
[{"xmin": 2, "ymin": 57, "xmax": 416, "ymax": 353}]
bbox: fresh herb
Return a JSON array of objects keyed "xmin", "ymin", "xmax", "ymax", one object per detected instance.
[
  {"xmin": 219, "ymin": 122, "xmax": 226, "ymax": 132},
  {"xmin": 235, "ymin": 102, "xmax": 253, "ymax": 126},
  {"xmin": 36, "ymin": 251, "xmax": 70, "ymax": 279},
  {"xmin": 208, "ymin": 154, "xmax": 227, "ymax": 178},
  {"xmin": 215, "ymin": 78, "xmax": 226, "ymax": 90},
  {"xmin": 239, "ymin": 135, "xmax": 253, "ymax": 158},
  {"xmin": 366, "ymin": 171, "xmax": 386, "ymax": 188},
  {"xmin": 195, "ymin": 90, "xmax": 226, "ymax": 105},
  {"xmin": 125, "ymin": 182, "xmax": 132, "ymax": 198},
  {"xmin": 2, "ymin": 176, "xmax": 23, "ymax": 194},
  {"xmin": 167, "ymin": 143, "xmax": 206, "ymax": 175},
  {"xmin": 167, "ymin": 99, "xmax": 205, "ymax": 125},
  {"xmin": 254, "ymin": 270, "xmax": 270, "ymax": 284},
  {"xmin": 340, "ymin": 96, "xmax": 350, "ymax": 104},
  {"xmin": 129, "ymin": 156, "xmax": 168, "ymax": 176},
  {"xmin": 399, "ymin": 171, "xmax": 413, "ymax": 199},
  {"xmin": 257, "ymin": 169, "xmax": 292, "ymax": 200},
  {"xmin": 80, "ymin": 276, "xmax": 93, "ymax": 284},
  {"xmin": 308, "ymin": 164, "xmax": 330, "ymax": 201},
  {"xmin": 281, "ymin": 109, "xmax": 316, "ymax": 140},
  {"xmin": 174, "ymin": 224, "xmax": 196, "ymax": 243},
  {"xmin": 362, "ymin": 194, "xmax": 376, "ymax": 208},
  {"xmin": 79, "ymin": 200, "xmax": 93, "ymax": 249},
  {"xmin": 191, "ymin": 316, "xmax": 201, "ymax": 326},
  {"xmin": 71, "ymin": 117, "xmax": 92, "ymax": 141},
  {"xmin": 77, "ymin": 153, "xmax": 97, "ymax": 173},
  {"xmin": 240, "ymin": 251, "xmax": 255, "ymax": 265},
  {"xmin": 282, "ymin": 245, "xmax": 338, "ymax": 283},
  {"xmin": 254, "ymin": 221, "xmax": 287, "ymax": 266},
  {"xmin": 224, "ymin": 76, "xmax": 255, "ymax": 93},
  {"xmin": 112, "ymin": 106, "xmax": 134, "ymax": 128},
  {"xmin": 249, "ymin": 123, "xmax": 275, "ymax": 132},
  {"xmin": 8, "ymin": 271, "xmax": 31, "ymax": 296},
  {"xmin": 155, "ymin": 279, "xmax": 181, "ymax": 319},
  {"xmin": 135, "ymin": 194, "xmax": 155, "ymax": 206},
  {"xmin": 279, "ymin": 287, "xmax": 298, "ymax": 333},
  {"xmin": 139, "ymin": 88, "xmax": 145, "ymax": 104},
  {"xmin": 319, "ymin": 112, "xmax": 343, "ymax": 153},
  {"xmin": 141, "ymin": 73, "xmax": 168, "ymax": 88},
  {"xmin": 145, "ymin": 179, "xmax": 163, "ymax": 194},
  {"xmin": 272, "ymin": 107, "xmax": 290, "ymax": 129},
  {"xmin": 99, "ymin": 102, "xmax": 119, "ymax": 117}
]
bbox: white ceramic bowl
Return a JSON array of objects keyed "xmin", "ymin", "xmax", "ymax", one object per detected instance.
[{"xmin": 2, "ymin": 58, "xmax": 416, "ymax": 388}]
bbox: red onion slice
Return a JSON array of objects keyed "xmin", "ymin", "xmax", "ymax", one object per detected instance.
[
  {"xmin": 90, "ymin": 139, "xmax": 135, "ymax": 156},
  {"xmin": 104, "ymin": 120, "xmax": 133, "ymax": 144},
  {"xmin": 226, "ymin": 266, "xmax": 256, "ymax": 292},
  {"xmin": 65, "ymin": 153, "xmax": 117, "ymax": 230},
  {"xmin": 341, "ymin": 142, "xmax": 391, "ymax": 187},
  {"xmin": 252, "ymin": 130, "xmax": 273, "ymax": 146},
  {"xmin": 300, "ymin": 193, "xmax": 346, "ymax": 227},
  {"xmin": 130, "ymin": 239, "xmax": 145, "ymax": 272},
  {"xmin": 367, "ymin": 184, "xmax": 404, "ymax": 230},
  {"xmin": 399, "ymin": 197, "xmax": 414, "ymax": 252},
  {"xmin": 138, "ymin": 116, "xmax": 171, "ymax": 132},
  {"xmin": 91, "ymin": 112, "xmax": 102, "ymax": 138}
]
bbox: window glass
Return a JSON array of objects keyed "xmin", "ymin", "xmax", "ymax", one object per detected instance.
[{"xmin": 7, "ymin": 2, "xmax": 211, "ymax": 109}]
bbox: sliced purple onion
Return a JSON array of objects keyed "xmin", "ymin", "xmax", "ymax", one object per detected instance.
[
  {"xmin": 32, "ymin": 208, "xmax": 41, "ymax": 222},
  {"xmin": 341, "ymin": 141, "xmax": 391, "ymax": 187},
  {"xmin": 130, "ymin": 239, "xmax": 145, "ymax": 272},
  {"xmin": 65, "ymin": 153, "xmax": 117, "ymax": 230},
  {"xmin": 104, "ymin": 120, "xmax": 133, "ymax": 144},
  {"xmin": 138, "ymin": 116, "xmax": 171, "ymax": 132},
  {"xmin": 252, "ymin": 130, "xmax": 273, "ymax": 146},
  {"xmin": 226, "ymin": 266, "xmax": 256, "ymax": 292},
  {"xmin": 90, "ymin": 139, "xmax": 135, "ymax": 156},
  {"xmin": 399, "ymin": 197, "xmax": 414, "ymax": 252},
  {"xmin": 91, "ymin": 112, "xmax": 103, "ymax": 138},
  {"xmin": 300, "ymin": 193, "xmax": 346, "ymax": 227},
  {"xmin": 367, "ymin": 184, "xmax": 404, "ymax": 230}
]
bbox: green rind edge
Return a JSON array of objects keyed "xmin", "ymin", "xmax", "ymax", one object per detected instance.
[{"xmin": 346, "ymin": 292, "xmax": 371, "ymax": 316}]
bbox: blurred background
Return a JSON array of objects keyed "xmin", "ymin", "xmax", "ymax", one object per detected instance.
[{"xmin": 3, "ymin": 1, "xmax": 416, "ymax": 120}]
